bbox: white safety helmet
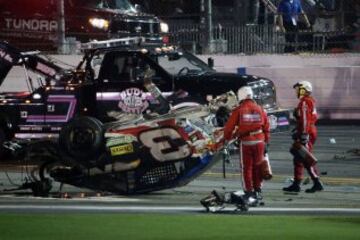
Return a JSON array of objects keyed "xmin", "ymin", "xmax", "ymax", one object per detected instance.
[
  {"xmin": 293, "ymin": 81, "xmax": 312, "ymax": 98},
  {"xmin": 293, "ymin": 81, "xmax": 313, "ymax": 92},
  {"xmin": 237, "ymin": 86, "xmax": 253, "ymax": 101}
]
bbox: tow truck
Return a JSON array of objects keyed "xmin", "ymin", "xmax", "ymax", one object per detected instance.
[
  {"xmin": 0, "ymin": 0, "xmax": 169, "ymax": 50},
  {"xmin": 0, "ymin": 38, "xmax": 289, "ymax": 196}
]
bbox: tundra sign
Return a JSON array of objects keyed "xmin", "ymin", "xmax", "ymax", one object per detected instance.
[{"xmin": 5, "ymin": 18, "xmax": 58, "ymax": 32}]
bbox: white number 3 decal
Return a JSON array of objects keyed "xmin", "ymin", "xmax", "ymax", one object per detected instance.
[{"xmin": 139, "ymin": 127, "xmax": 192, "ymax": 162}]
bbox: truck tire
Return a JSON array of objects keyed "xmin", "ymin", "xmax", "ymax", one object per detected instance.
[
  {"xmin": 59, "ymin": 116, "xmax": 104, "ymax": 161},
  {"xmin": 0, "ymin": 128, "xmax": 5, "ymax": 161}
]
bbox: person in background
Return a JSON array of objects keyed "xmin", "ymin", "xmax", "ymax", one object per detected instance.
[
  {"xmin": 277, "ymin": 0, "xmax": 311, "ymax": 52},
  {"xmin": 283, "ymin": 81, "xmax": 324, "ymax": 193},
  {"xmin": 223, "ymin": 86, "xmax": 270, "ymax": 201}
]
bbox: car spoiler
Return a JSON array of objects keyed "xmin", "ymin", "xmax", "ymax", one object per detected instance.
[{"xmin": 0, "ymin": 41, "xmax": 66, "ymax": 86}]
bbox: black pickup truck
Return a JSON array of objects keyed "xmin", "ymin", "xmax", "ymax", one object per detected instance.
[{"xmin": 0, "ymin": 38, "xmax": 289, "ymax": 160}]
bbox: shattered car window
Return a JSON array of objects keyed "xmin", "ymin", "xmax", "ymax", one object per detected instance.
[
  {"xmin": 156, "ymin": 52, "xmax": 214, "ymax": 76},
  {"xmin": 85, "ymin": 0, "xmax": 136, "ymax": 12}
]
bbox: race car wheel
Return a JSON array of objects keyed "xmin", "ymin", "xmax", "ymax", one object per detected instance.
[
  {"xmin": 0, "ymin": 128, "xmax": 5, "ymax": 161},
  {"xmin": 59, "ymin": 116, "xmax": 104, "ymax": 160}
]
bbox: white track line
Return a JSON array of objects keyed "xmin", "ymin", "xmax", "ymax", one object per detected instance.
[{"xmin": 1, "ymin": 205, "xmax": 360, "ymax": 214}]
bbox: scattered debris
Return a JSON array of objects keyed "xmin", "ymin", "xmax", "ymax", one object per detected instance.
[
  {"xmin": 334, "ymin": 148, "xmax": 360, "ymax": 160},
  {"xmin": 329, "ymin": 138, "xmax": 336, "ymax": 144},
  {"xmin": 334, "ymin": 153, "xmax": 346, "ymax": 160},
  {"xmin": 347, "ymin": 148, "xmax": 360, "ymax": 156},
  {"xmin": 321, "ymin": 171, "xmax": 328, "ymax": 175}
]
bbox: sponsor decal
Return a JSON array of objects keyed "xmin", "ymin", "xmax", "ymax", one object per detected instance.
[
  {"xmin": 242, "ymin": 113, "xmax": 261, "ymax": 122},
  {"xmin": 110, "ymin": 143, "xmax": 134, "ymax": 156},
  {"xmin": 268, "ymin": 115, "xmax": 278, "ymax": 130},
  {"xmin": 118, "ymin": 88, "xmax": 149, "ymax": 114},
  {"xmin": 15, "ymin": 133, "xmax": 59, "ymax": 139},
  {"xmin": 106, "ymin": 135, "xmax": 137, "ymax": 147},
  {"xmin": 277, "ymin": 116, "xmax": 290, "ymax": 126}
]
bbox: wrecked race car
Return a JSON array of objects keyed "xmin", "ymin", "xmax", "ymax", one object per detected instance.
[
  {"xmin": 16, "ymin": 105, "xmax": 225, "ymax": 196},
  {"xmin": 0, "ymin": 38, "xmax": 289, "ymax": 195}
]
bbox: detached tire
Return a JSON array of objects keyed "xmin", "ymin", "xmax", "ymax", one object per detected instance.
[{"xmin": 59, "ymin": 116, "xmax": 104, "ymax": 160}]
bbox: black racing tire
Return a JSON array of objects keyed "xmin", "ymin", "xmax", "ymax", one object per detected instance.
[
  {"xmin": 0, "ymin": 128, "xmax": 5, "ymax": 161},
  {"xmin": 59, "ymin": 116, "xmax": 104, "ymax": 160}
]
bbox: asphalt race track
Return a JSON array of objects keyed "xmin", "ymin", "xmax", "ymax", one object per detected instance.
[{"xmin": 1, "ymin": 125, "xmax": 360, "ymax": 215}]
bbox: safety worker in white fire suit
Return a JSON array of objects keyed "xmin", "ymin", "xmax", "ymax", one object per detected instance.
[
  {"xmin": 283, "ymin": 80, "xmax": 324, "ymax": 193},
  {"xmin": 224, "ymin": 86, "xmax": 270, "ymax": 200}
]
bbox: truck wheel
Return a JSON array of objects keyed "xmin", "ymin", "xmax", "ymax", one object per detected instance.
[
  {"xmin": 59, "ymin": 116, "xmax": 104, "ymax": 160},
  {"xmin": 0, "ymin": 128, "xmax": 5, "ymax": 161}
]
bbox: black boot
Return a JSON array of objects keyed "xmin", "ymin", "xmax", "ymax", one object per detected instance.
[
  {"xmin": 305, "ymin": 178, "xmax": 324, "ymax": 193},
  {"xmin": 283, "ymin": 180, "xmax": 301, "ymax": 192},
  {"xmin": 254, "ymin": 188, "xmax": 263, "ymax": 200}
]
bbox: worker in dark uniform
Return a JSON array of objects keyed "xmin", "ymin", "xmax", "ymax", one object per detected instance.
[{"xmin": 277, "ymin": 0, "xmax": 311, "ymax": 52}]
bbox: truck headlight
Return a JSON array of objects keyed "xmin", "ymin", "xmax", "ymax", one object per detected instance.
[
  {"xmin": 89, "ymin": 18, "xmax": 110, "ymax": 30},
  {"xmin": 160, "ymin": 22, "xmax": 169, "ymax": 33}
]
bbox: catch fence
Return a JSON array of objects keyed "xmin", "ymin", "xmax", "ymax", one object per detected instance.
[{"xmin": 169, "ymin": 23, "xmax": 359, "ymax": 54}]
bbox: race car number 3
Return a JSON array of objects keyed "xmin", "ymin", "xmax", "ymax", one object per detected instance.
[{"xmin": 139, "ymin": 127, "xmax": 192, "ymax": 162}]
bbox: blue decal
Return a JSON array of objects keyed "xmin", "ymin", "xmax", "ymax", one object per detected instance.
[
  {"xmin": 181, "ymin": 154, "xmax": 213, "ymax": 180},
  {"xmin": 184, "ymin": 125, "xmax": 194, "ymax": 133}
]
